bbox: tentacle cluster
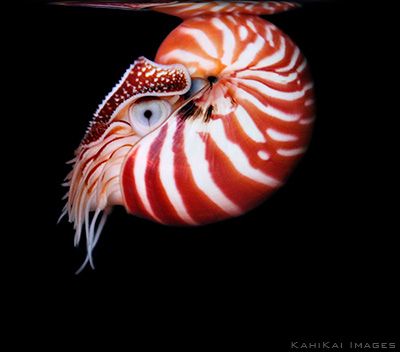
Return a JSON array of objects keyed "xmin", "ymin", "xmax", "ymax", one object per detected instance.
[{"xmin": 61, "ymin": 123, "xmax": 137, "ymax": 272}]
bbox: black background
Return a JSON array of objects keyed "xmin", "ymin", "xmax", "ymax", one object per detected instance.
[{"xmin": 7, "ymin": 0, "xmax": 397, "ymax": 347}]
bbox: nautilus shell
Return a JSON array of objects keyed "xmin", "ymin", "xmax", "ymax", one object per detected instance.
[{"xmin": 59, "ymin": 1, "xmax": 315, "ymax": 270}]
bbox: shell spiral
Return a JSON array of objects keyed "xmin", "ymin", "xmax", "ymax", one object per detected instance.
[{"xmin": 121, "ymin": 14, "xmax": 314, "ymax": 225}]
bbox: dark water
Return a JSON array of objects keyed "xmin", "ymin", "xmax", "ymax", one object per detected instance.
[{"xmin": 5, "ymin": 0, "xmax": 397, "ymax": 347}]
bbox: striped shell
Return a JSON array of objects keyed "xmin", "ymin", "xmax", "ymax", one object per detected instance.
[{"xmin": 60, "ymin": 1, "xmax": 315, "ymax": 270}]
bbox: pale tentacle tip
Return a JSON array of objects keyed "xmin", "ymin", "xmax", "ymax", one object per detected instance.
[
  {"xmin": 74, "ymin": 244, "xmax": 97, "ymax": 274},
  {"xmin": 57, "ymin": 209, "xmax": 68, "ymax": 224},
  {"xmin": 65, "ymin": 157, "xmax": 76, "ymax": 165},
  {"xmin": 75, "ymin": 256, "xmax": 94, "ymax": 275}
]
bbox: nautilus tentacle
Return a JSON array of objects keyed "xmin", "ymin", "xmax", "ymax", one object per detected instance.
[{"xmin": 59, "ymin": 1, "xmax": 315, "ymax": 270}]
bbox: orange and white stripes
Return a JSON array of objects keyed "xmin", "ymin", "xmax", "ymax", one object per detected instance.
[
  {"xmin": 120, "ymin": 13, "xmax": 314, "ymax": 225},
  {"xmin": 155, "ymin": 1, "xmax": 299, "ymax": 19},
  {"xmin": 55, "ymin": 1, "xmax": 299, "ymax": 19}
]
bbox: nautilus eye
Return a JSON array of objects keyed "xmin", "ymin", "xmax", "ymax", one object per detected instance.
[{"xmin": 129, "ymin": 99, "xmax": 172, "ymax": 136}]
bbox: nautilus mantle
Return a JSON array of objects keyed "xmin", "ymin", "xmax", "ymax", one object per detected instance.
[{"xmin": 59, "ymin": 1, "xmax": 315, "ymax": 270}]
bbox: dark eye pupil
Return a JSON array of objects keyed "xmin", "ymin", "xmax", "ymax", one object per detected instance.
[{"xmin": 144, "ymin": 110, "xmax": 152, "ymax": 119}]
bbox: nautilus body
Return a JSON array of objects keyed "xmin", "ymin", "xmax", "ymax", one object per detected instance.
[{"xmin": 59, "ymin": 1, "xmax": 315, "ymax": 269}]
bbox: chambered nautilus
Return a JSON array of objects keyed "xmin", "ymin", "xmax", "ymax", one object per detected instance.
[{"xmin": 58, "ymin": 1, "xmax": 315, "ymax": 271}]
